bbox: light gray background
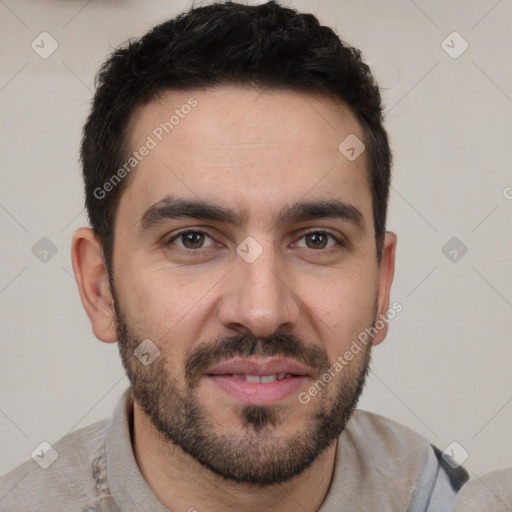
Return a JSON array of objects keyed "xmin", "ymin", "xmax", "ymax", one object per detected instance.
[{"xmin": 1, "ymin": 0, "xmax": 511, "ymax": 481}]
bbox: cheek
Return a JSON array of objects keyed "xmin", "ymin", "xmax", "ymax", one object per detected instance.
[
  {"xmin": 114, "ymin": 263, "xmax": 220, "ymax": 356},
  {"xmin": 302, "ymin": 270, "xmax": 377, "ymax": 357}
]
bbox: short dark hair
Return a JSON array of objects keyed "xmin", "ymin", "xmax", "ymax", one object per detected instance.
[{"xmin": 81, "ymin": 0, "xmax": 391, "ymax": 276}]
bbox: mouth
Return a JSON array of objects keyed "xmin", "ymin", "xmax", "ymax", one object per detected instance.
[
  {"xmin": 204, "ymin": 358, "xmax": 312, "ymax": 406},
  {"xmin": 229, "ymin": 373, "xmax": 296, "ymax": 383}
]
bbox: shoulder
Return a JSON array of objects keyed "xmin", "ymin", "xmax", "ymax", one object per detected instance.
[
  {"xmin": 0, "ymin": 418, "xmax": 110, "ymax": 512},
  {"xmin": 346, "ymin": 410, "xmax": 468, "ymax": 486},
  {"xmin": 337, "ymin": 410, "xmax": 469, "ymax": 510},
  {"xmin": 453, "ymin": 467, "xmax": 512, "ymax": 511},
  {"xmin": 348, "ymin": 410, "xmax": 470, "ymax": 486},
  {"xmin": 344, "ymin": 409, "xmax": 431, "ymax": 462}
]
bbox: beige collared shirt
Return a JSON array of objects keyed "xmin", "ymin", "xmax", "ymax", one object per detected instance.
[{"xmin": 0, "ymin": 387, "xmax": 467, "ymax": 511}]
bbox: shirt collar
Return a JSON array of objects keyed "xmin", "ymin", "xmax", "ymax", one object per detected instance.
[{"xmin": 105, "ymin": 387, "xmax": 169, "ymax": 511}]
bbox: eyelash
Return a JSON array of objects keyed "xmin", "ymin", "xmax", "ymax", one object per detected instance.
[{"xmin": 164, "ymin": 228, "xmax": 346, "ymax": 252}]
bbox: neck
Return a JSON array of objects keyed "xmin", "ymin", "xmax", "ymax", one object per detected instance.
[{"xmin": 132, "ymin": 400, "xmax": 337, "ymax": 512}]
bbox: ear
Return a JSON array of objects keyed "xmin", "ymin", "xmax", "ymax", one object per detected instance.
[
  {"xmin": 372, "ymin": 231, "xmax": 397, "ymax": 347},
  {"xmin": 71, "ymin": 227, "xmax": 117, "ymax": 343}
]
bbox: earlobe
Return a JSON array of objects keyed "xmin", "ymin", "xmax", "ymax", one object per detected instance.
[
  {"xmin": 372, "ymin": 231, "xmax": 397, "ymax": 347},
  {"xmin": 71, "ymin": 227, "xmax": 118, "ymax": 344}
]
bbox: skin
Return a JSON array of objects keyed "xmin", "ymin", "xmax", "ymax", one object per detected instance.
[{"xmin": 72, "ymin": 86, "xmax": 397, "ymax": 512}]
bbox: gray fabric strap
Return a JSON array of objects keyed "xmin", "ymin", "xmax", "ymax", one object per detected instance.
[{"xmin": 407, "ymin": 445, "xmax": 461, "ymax": 512}]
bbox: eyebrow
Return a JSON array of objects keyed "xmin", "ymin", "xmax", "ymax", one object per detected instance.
[{"xmin": 139, "ymin": 195, "xmax": 365, "ymax": 233}]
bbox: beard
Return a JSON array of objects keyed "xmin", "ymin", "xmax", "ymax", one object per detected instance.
[{"xmin": 112, "ymin": 295, "xmax": 374, "ymax": 487}]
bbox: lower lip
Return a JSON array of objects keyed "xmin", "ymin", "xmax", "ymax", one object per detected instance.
[{"xmin": 205, "ymin": 375, "xmax": 309, "ymax": 406}]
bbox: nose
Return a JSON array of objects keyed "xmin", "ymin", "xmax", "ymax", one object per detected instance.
[{"xmin": 217, "ymin": 238, "xmax": 300, "ymax": 338}]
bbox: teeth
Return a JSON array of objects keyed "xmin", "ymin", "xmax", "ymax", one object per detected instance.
[{"xmin": 230, "ymin": 373, "xmax": 292, "ymax": 383}]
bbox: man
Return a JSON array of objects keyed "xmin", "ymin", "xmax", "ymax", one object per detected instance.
[{"xmin": 0, "ymin": 1, "xmax": 469, "ymax": 510}]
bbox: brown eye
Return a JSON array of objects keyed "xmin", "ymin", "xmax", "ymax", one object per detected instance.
[
  {"xmin": 305, "ymin": 232, "xmax": 328, "ymax": 249},
  {"xmin": 296, "ymin": 231, "xmax": 340, "ymax": 250},
  {"xmin": 167, "ymin": 230, "xmax": 214, "ymax": 250}
]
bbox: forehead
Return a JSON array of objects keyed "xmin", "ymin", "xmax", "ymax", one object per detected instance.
[{"xmin": 119, "ymin": 86, "xmax": 372, "ymax": 230}]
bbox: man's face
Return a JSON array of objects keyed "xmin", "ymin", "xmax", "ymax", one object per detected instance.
[{"xmin": 110, "ymin": 86, "xmax": 389, "ymax": 485}]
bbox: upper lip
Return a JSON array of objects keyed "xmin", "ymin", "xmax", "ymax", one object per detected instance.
[{"xmin": 205, "ymin": 358, "xmax": 312, "ymax": 377}]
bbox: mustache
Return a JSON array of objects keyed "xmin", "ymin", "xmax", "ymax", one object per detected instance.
[{"xmin": 185, "ymin": 332, "xmax": 331, "ymax": 386}]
